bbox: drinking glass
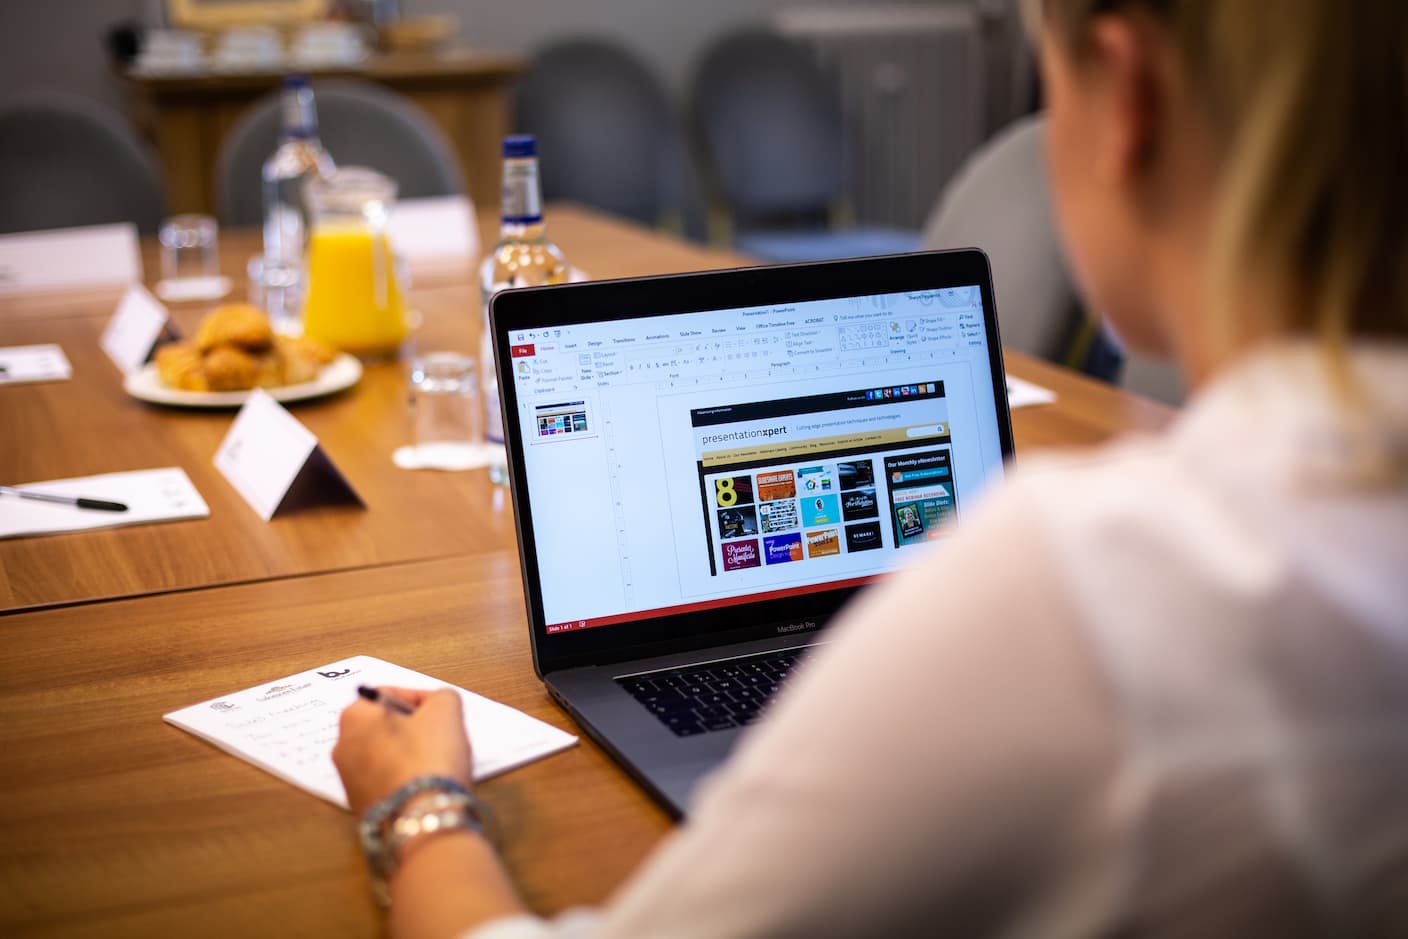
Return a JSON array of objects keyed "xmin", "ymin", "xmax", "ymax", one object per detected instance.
[
  {"xmin": 159, "ymin": 214, "xmax": 219, "ymax": 281},
  {"xmin": 408, "ymin": 352, "xmax": 482, "ymax": 469},
  {"xmin": 247, "ymin": 254, "xmax": 306, "ymax": 336},
  {"xmin": 157, "ymin": 214, "xmax": 228, "ymax": 302}
]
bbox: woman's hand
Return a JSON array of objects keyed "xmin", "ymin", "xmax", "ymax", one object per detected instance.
[{"xmin": 332, "ymin": 686, "xmax": 475, "ymax": 817}]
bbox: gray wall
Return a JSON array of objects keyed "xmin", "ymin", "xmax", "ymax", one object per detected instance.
[
  {"xmin": 0, "ymin": 0, "xmax": 153, "ymax": 111},
  {"xmin": 0, "ymin": 0, "xmax": 951, "ymax": 112},
  {"xmin": 405, "ymin": 0, "xmax": 936, "ymax": 97}
]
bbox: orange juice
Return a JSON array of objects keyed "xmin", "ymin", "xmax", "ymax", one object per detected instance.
[{"xmin": 302, "ymin": 223, "xmax": 409, "ymax": 358}]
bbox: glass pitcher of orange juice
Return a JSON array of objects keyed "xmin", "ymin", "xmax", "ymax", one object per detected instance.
[{"xmin": 302, "ymin": 167, "xmax": 409, "ymax": 359}]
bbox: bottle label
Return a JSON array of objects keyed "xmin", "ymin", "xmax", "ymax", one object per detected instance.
[
  {"xmin": 281, "ymin": 88, "xmax": 316, "ymax": 139},
  {"xmin": 262, "ymin": 202, "xmax": 304, "ymax": 263},
  {"xmin": 500, "ymin": 160, "xmax": 543, "ymax": 224}
]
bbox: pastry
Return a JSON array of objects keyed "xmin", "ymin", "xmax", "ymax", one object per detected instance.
[
  {"xmin": 274, "ymin": 334, "xmax": 337, "ymax": 385},
  {"xmin": 153, "ymin": 308, "xmax": 340, "ymax": 392},
  {"xmin": 195, "ymin": 303, "xmax": 274, "ymax": 354},
  {"xmin": 201, "ymin": 345, "xmax": 262, "ymax": 391},
  {"xmin": 154, "ymin": 343, "xmax": 208, "ymax": 391}
]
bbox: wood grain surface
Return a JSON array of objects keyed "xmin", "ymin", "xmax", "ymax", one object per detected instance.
[
  {"xmin": 0, "ymin": 554, "xmax": 669, "ymax": 939},
  {"xmin": 0, "ymin": 207, "xmax": 1172, "ymax": 610}
]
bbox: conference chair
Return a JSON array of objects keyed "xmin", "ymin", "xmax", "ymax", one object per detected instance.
[
  {"xmin": 217, "ymin": 80, "xmax": 463, "ymax": 227},
  {"xmin": 514, "ymin": 38, "xmax": 685, "ymax": 229},
  {"xmin": 0, "ymin": 92, "xmax": 164, "ymax": 235},
  {"xmin": 924, "ymin": 114, "xmax": 1188, "ymax": 400},
  {"xmin": 689, "ymin": 29, "xmax": 919, "ymax": 262},
  {"xmin": 921, "ymin": 114, "xmax": 1121, "ymax": 378},
  {"xmin": 1117, "ymin": 348, "xmax": 1186, "ymax": 405}
]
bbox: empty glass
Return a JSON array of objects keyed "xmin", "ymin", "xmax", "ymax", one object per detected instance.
[
  {"xmin": 247, "ymin": 254, "xmax": 305, "ymax": 336},
  {"xmin": 157, "ymin": 214, "xmax": 227, "ymax": 302},
  {"xmin": 158, "ymin": 214, "xmax": 218, "ymax": 280},
  {"xmin": 402, "ymin": 352, "xmax": 483, "ymax": 470}
]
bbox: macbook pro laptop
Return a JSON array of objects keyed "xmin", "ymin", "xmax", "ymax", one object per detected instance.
[{"xmin": 489, "ymin": 249, "xmax": 1014, "ymax": 817}]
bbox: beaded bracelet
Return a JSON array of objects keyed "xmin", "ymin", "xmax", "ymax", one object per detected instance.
[{"xmin": 359, "ymin": 774, "xmax": 487, "ymax": 907}]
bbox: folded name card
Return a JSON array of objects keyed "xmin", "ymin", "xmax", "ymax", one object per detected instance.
[
  {"xmin": 389, "ymin": 195, "xmax": 479, "ymax": 275},
  {"xmin": 214, "ymin": 389, "xmax": 363, "ymax": 520},
  {"xmin": 102, "ymin": 285, "xmax": 175, "ymax": 376},
  {"xmin": 1005, "ymin": 374, "xmax": 1058, "ymax": 409},
  {"xmin": 0, "ymin": 223, "xmax": 142, "ymax": 295}
]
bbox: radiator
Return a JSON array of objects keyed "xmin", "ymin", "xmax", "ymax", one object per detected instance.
[{"xmin": 773, "ymin": 5, "xmax": 991, "ymax": 231}]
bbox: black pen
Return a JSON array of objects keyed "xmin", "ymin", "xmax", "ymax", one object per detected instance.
[
  {"xmin": 357, "ymin": 685, "xmax": 415, "ymax": 715},
  {"xmin": 0, "ymin": 485, "xmax": 128, "ymax": 512}
]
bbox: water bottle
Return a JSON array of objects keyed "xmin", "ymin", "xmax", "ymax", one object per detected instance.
[
  {"xmin": 479, "ymin": 134, "xmax": 569, "ymax": 444},
  {"xmin": 260, "ymin": 76, "xmax": 335, "ymax": 331}
]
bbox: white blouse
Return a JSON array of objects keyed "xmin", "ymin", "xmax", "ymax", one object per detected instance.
[{"xmin": 466, "ymin": 344, "xmax": 1408, "ymax": 939}]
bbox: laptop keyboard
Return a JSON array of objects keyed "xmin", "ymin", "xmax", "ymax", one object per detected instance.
[{"xmin": 617, "ymin": 647, "xmax": 811, "ymax": 737}]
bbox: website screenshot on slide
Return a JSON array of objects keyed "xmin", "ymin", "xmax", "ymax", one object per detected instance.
[
  {"xmin": 694, "ymin": 383, "xmax": 956, "ymax": 577},
  {"xmin": 506, "ymin": 286, "xmax": 1005, "ymax": 634}
]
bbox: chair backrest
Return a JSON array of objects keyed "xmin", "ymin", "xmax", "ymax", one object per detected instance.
[
  {"xmin": 689, "ymin": 29, "xmax": 847, "ymax": 223},
  {"xmin": 921, "ymin": 114, "xmax": 1084, "ymax": 362},
  {"xmin": 217, "ymin": 80, "xmax": 463, "ymax": 227},
  {"xmin": 0, "ymin": 92, "xmax": 164, "ymax": 235},
  {"xmin": 1120, "ymin": 352, "xmax": 1186, "ymax": 405},
  {"xmin": 515, "ymin": 38, "xmax": 680, "ymax": 226}
]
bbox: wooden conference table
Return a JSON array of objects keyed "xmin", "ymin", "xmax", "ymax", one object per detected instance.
[{"xmin": 0, "ymin": 206, "xmax": 1173, "ymax": 938}]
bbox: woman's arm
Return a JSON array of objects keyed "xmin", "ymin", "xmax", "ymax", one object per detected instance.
[
  {"xmin": 335, "ymin": 472, "xmax": 1125, "ymax": 939},
  {"xmin": 333, "ymin": 687, "xmax": 530, "ymax": 939}
]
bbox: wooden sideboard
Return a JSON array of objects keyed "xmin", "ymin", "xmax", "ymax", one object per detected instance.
[{"xmin": 124, "ymin": 49, "xmax": 526, "ymax": 216}]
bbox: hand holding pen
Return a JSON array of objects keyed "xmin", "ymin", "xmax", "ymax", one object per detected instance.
[
  {"xmin": 334, "ymin": 685, "xmax": 476, "ymax": 818},
  {"xmin": 357, "ymin": 685, "xmax": 416, "ymax": 715}
]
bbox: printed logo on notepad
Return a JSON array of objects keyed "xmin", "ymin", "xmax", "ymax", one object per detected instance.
[{"xmin": 257, "ymin": 683, "xmax": 312, "ymax": 702}]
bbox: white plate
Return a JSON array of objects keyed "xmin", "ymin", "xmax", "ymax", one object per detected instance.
[{"xmin": 123, "ymin": 354, "xmax": 362, "ymax": 408}]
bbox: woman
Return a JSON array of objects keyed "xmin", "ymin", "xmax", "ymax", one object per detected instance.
[{"xmin": 334, "ymin": 0, "xmax": 1408, "ymax": 935}]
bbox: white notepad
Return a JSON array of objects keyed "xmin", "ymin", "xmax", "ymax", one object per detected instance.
[
  {"xmin": 0, "ymin": 344, "xmax": 72, "ymax": 384},
  {"xmin": 165, "ymin": 655, "xmax": 579, "ymax": 809},
  {"xmin": 0, "ymin": 467, "xmax": 209, "ymax": 539}
]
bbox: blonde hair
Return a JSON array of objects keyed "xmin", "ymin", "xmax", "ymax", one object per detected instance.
[{"xmin": 1033, "ymin": 0, "xmax": 1407, "ymax": 364}]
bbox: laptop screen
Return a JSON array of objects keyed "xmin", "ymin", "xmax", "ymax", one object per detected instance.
[{"xmin": 495, "ymin": 255, "xmax": 1011, "ymax": 664}]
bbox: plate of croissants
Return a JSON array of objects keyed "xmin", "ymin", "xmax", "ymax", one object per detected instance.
[{"xmin": 123, "ymin": 304, "xmax": 362, "ymax": 407}]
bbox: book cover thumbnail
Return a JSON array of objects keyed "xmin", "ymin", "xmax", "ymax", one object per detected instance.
[
  {"xmin": 714, "ymin": 475, "xmax": 755, "ymax": 508},
  {"xmin": 763, "ymin": 532, "xmax": 803, "ymax": 565}
]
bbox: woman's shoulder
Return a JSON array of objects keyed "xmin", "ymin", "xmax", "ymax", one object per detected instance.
[
  {"xmin": 1009, "ymin": 343, "xmax": 1408, "ymax": 562},
  {"xmin": 989, "ymin": 345, "xmax": 1408, "ymax": 713}
]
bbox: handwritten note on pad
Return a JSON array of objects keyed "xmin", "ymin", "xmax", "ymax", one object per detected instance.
[{"xmin": 164, "ymin": 656, "xmax": 578, "ymax": 809}]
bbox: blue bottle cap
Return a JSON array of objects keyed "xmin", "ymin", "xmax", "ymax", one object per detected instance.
[
  {"xmin": 283, "ymin": 73, "xmax": 311, "ymax": 89},
  {"xmin": 503, "ymin": 134, "xmax": 538, "ymax": 158}
]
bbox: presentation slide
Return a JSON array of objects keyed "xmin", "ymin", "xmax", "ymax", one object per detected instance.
[{"xmin": 506, "ymin": 286, "xmax": 1006, "ymax": 633}]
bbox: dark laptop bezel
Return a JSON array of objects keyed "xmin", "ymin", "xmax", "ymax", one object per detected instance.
[{"xmin": 491, "ymin": 249, "xmax": 1013, "ymax": 678}]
